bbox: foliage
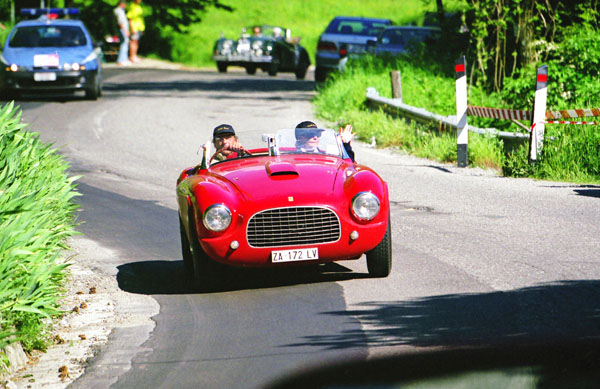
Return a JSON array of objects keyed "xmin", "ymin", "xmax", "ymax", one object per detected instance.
[
  {"xmin": 0, "ymin": 102, "xmax": 79, "ymax": 352},
  {"xmin": 160, "ymin": 0, "xmax": 459, "ymax": 66}
]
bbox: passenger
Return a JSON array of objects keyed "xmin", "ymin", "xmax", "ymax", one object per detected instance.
[
  {"xmin": 211, "ymin": 124, "xmax": 248, "ymax": 161},
  {"xmin": 294, "ymin": 121, "xmax": 355, "ymax": 162}
]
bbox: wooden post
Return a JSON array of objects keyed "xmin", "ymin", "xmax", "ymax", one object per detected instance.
[
  {"xmin": 529, "ymin": 65, "xmax": 548, "ymax": 163},
  {"xmin": 390, "ymin": 71, "xmax": 402, "ymax": 101},
  {"xmin": 455, "ymin": 56, "xmax": 468, "ymax": 167}
]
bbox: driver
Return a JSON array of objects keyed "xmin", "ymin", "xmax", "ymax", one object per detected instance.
[
  {"xmin": 295, "ymin": 121, "xmax": 355, "ymax": 162},
  {"xmin": 211, "ymin": 124, "xmax": 248, "ymax": 161}
]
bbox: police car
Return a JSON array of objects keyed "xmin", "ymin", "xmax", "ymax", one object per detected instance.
[{"xmin": 0, "ymin": 8, "xmax": 102, "ymax": 100}]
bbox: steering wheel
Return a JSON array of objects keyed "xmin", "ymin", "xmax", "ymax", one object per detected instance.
[{"xmin": 209, "ymin": 147, "xmax": 252, "ymax": 164}]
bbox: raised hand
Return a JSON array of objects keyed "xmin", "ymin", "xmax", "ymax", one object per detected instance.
[{"xmin": 340, "ymin": 124, "xmax": 355, "ymax": 143}]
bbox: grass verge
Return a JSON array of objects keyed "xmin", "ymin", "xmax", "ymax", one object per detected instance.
[{"xmin": 0, "ymin": 102, "xmax": 79, "ymax": 364}]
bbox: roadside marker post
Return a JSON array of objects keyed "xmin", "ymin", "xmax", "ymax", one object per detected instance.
[
  {"xmin": 455, "ymin": 56, "xmax": 468, "ymax": 167},
  {"xmin": 529, "ymin": 65, "xmax": 548, "ymax": 163}
]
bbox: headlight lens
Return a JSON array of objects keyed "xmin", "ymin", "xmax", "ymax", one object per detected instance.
[
  {"xmin": 203, "ymin": 204, "xmax": 232, "ymax": 232},
  {"xmin": 352, "ymin": 192, "xmax": 380, "ymax": 221}
]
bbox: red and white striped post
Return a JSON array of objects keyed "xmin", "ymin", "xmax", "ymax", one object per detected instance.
[
  {"xmin": 529, "ymin": 65, "xmax": 548, "ymax": 163},
  {"xmin": 455, "ymin": 56, "xmax": 468, "ymax": 167}
]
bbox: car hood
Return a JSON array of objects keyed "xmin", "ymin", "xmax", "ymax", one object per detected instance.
[
  {"xmin": 209, "ymin": 155, "xmax": 346, "ymax": 202},
  {"xmin": 2, "ymin": 46, "xmax": 96, "ymax": 67}
]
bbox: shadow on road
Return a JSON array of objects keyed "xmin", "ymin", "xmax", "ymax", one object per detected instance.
[
  {"xmin": 102, "ymin": 69, "xmax": 315, "ymax": 94},
  {"xmin": 116, "ymin": 260, "xmax": 370, "ymax": 295},
  {"xmin": 284, "ymin": 279, "xmax": 600, "ymax": 350}
]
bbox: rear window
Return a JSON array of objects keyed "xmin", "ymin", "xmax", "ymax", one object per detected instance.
[
  {"xmin": 325, "ymin": 19, "xmax": 392, "ymax": 36},
  {"xmin": 380, "ymin": 28, "xmax": 440, "ymax": 45},
  {"xmin": 9, "ymin": 25, "xmax": 87, "ymax": 48}
]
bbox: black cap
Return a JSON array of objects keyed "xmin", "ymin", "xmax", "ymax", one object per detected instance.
[
  {"xmin": 295, "ymin": 121, "xmax": 318, "ymax": 129},
  {"xmin": 213, "ymin": 124, "xmax": 235, "ymax": 138}
]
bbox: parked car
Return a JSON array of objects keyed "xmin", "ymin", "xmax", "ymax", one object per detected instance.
[
  {"xmin": 212, "ymin": 25, "xmax": 311, "ymax": 79},
  {"xmin": 315, "ymin": 16, "xmax": 393, "ymax": 82},
  {"xmin": 0, "ymin": 8, "xmax": 102, "ymax": 100},
  {"xmin": 366, "ymin": 26, "xmax": 441, "ymax": 56},
  {"xmin": 177, "ymin": 128, "xmax": 391, "ymax": 289}
]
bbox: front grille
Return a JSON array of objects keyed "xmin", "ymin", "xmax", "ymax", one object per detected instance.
[{"xmin": 247, "ymin": 207, "xmax": 340, "ymax": 248}]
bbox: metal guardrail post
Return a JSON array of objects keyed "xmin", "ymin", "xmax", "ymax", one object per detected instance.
[
  {"xmin": 529, "ymin": 65, "xmax": 548, "ymax": 163},
  {"xmin": 455, "ymin": 56, "xmax": 468, "ymax": 167}
]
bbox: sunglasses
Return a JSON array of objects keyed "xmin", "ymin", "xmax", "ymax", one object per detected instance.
[{"xmin": 297, "ymin": 130, "xmax": 322, "ymax": 139}]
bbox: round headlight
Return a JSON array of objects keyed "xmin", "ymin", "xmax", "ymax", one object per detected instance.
[
  {"xmin": 203, "ymin": 204, "xmax": 232, "ymax": 232},
  {"xmin": 72, "ymin": 63, "xmax": 81, "ymax": 71},
  {"xmin": 251, "ymin": 40, "xmax": 263, "ymax": 50},
  {"xmin": 352, "ymin": 192, "xmax": 380, "ymax": 221},
  {"xmin": 9, "ymin": 64, "xmax": 18, "ymax": 72}
]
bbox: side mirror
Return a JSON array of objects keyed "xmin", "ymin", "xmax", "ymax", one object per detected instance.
[{"xmin": 366, "ymin": 39, "xmax": 376, "ymax": 52}]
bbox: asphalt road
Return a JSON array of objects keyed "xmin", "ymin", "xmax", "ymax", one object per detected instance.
[{"xmin": 11, "ymin": 63, "xmax": 600, "ymax": 388}]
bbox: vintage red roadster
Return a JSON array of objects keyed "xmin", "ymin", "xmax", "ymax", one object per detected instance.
[{"xmin": 176, "ymin": 128, "xmax": 391, "ymax": 286}]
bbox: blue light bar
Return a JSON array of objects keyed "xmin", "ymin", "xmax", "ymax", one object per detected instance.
[{"xmin": 20, "ymin": 8, "xmax": 80, "ymax": 17}]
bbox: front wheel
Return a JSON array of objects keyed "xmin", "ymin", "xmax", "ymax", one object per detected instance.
[
  {"xmin": 179, "ymin": 215, "xmax": 193, "ymax": 277},
  {"xmin": 295, "ymin": 63, "xmax": 308, "ymax": 80},
  {"xmin": 366, "ymin": 219, "xmax": 392, "ymax": 277},
  {"xmin": 245, "ymin": 65, "xmax": 257, "ymax": 75},
  {"xmin": 188, "ymin": 211, "xmax": 224, "ymax": 290},
  {"xmin": 267, "ymin": 61, "xmax": 278, "ymax": 76},
  {"xmin": 217, "ymin": 62, "xmax": 228, "ymax": 73}
]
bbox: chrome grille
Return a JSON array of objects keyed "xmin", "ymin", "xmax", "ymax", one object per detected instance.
[{"xmin": 247, "ymin": 207, "xmax": 340, "ymax": 248}]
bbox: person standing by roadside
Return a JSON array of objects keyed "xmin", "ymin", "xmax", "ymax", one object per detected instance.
[
  {"xmin": 113, "ymin": 0, "xmax": 130, "ymax": 66},
  {"xmin": 127, "ymin": 0, "xmax": 145, "ymax": 63}
]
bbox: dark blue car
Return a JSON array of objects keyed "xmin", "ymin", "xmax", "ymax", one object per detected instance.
[
  {"xmin": 366, "ymin": 26, "xmax": 441, "ymax": 56},
  {"xmin": 0, "ymin": 9, "xmax": 102, "ymax": 100},
  {"xmin": 315, "ymin": 16, "xmax": 393, "ymax": 82}
]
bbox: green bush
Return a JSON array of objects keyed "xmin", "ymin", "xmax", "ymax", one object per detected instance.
[{"xmin": 0, "ymin": 102, "xmax": 79, "ymax": 353}]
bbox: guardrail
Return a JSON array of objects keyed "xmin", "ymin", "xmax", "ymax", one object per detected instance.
[{"xmin": 366, "ymin": 59, "xmax": 600, "ymax": 167}]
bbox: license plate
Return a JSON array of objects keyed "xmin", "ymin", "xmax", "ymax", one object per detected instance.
[
  {"xmin": 34, "ymin": 72, "xmax": 57, "ymax": 82},
  {"xmin": 271, "ymin": 247, "xmax": 319, "ymax": 263}
]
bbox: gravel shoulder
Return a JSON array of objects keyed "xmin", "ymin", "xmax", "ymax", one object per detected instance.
[{"xmin": 4, "ymin": 237, "xmax": 158, "ymax": 389}]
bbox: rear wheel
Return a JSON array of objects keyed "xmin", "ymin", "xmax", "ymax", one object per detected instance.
[
  {"xmin": 366, "ymin": 218, "xmax": 392, "ymax": 277},
  {"xmin": 217, "ymin": 62, "xmax": 228, "ymax": 73}
]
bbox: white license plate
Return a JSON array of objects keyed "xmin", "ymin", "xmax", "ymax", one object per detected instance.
[
  {"xmin": 271, "ymin": 247, "xmax": 319, "ymax": 263},
  {"xmin": 34, "ymin": 72, "xmax": 57, "ymax": 82}
]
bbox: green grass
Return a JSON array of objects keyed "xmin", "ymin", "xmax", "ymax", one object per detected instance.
[
  {"xmin": 0, "ymin": 102, "xmax": 79, "ymax": 357},
  {"xmin": 168, "ymin": 0, "xmax": 459, "ymax": 67}
]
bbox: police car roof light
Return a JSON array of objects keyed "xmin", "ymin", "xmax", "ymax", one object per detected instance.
[{"xmin": 20, "ymin": 8, "xmax": 80, "ymax": 18}]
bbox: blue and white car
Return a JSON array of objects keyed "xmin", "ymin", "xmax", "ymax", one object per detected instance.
[{"xmin": 0, "ymin": 9, "xmax": 102, "ymax": 100}]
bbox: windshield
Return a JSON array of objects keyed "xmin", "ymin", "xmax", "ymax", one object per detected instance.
[
  {"xmin": 273, "ymin": 128, "xmax": 344, "ymax": 158},
  {"xmin": 325, "ymin": 19, "xmax": 391, "ymax": 36},
  {"xmin": 9, "ymin": 25, "xmax": 87, "ymax": 48}
]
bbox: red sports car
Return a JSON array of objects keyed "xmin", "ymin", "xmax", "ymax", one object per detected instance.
[{"xmin": 176, "ymin": 128, "xmax": 391, "ymax": 286}]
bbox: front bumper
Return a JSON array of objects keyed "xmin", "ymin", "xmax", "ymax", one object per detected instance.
[
  {"xmin": 212, "ymin": 53, "xmax": 274, "ymax": 65},
  {"xmin": 1, "ymin": 68, "xmax": 98, "ymax": 93},
  {"xmin": 197, "ymin": 218, "xmax": 388, "ymax": 268}
]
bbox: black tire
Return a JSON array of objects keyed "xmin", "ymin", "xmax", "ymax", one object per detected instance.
[
  {"xmin": 314, "ymin": 66, "xmax": 327, "ymax": 82},
  {"xmin": 85, "ymin": 86, "xmax": 98, "ymax": 100},
  {"xmin": 217, "ymin": 62, "xmax": 228, "ymax": 73},
  {"xmin": 295, "ymin": 63, "xmax": 308, "ymax": 80},
  {"xmin": 179, "ymin": 215, "xmax": 194, "ymax": 277},
  {"xmin": 366, "ymin": 218, "xmax": 392, "ymax": 277},
  {"xmin": 245, "ymin": 65, "xmax": 257, "ymax": 75},
  {"xmin": 188, "ymin": 210, "xmax": 223, "ymax": 289},
  {"xmin": 267, "ymin": 61, "xmax": 278, "ymax": 76}
]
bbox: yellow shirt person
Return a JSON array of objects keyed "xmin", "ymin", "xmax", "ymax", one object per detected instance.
[{"xmin": 126, "ymin": 0, "xmax": 145, "ymax": 62}]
